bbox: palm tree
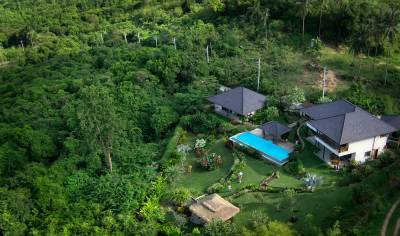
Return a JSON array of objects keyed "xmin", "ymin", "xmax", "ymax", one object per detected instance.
[
  {"xmin": 297, "ymin": 0, "xmax": 312, "ymax": 41},
  {"xmin": 248, "ymin": 0, "xmax": 262, "ymax": 23},
  {"xmin": 318, "ymin": 0, "xmax": 328, "ymax": 38},
  {"xmin": 263, "ymin": 8, "xmax": 270, "ymax": 44},
  {"xmin": 381, "ymin": 0, "xmax": 400, "ymax": 85}
]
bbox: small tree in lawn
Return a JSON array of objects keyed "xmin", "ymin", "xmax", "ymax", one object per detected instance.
[
  {"xmin": 194, "ymin": 138, "xmax": 206, "ymax": 157},
  {"xmin": 177, "ymin": 144, "xmax": 191, "ymax": 165},
  {"xmin": 283, "ymin": 189, "xmax": 297, "ymax": 218}
]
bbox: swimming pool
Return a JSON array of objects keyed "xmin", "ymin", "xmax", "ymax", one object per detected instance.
[{"xmin": 230, "ymin": 132, "xmax": 291, "ymax": 165}]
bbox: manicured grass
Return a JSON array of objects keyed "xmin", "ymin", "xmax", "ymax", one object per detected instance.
[
  {"xmin": 230, "ymin": 144, "xmax": 350, "ymax": 230},
  {"xmin": 177, "ymin": 139, "xmax": 234, "ymax": 193},
  {"xmin": 300, "ymin": 141, "xmax": 343, "ymax": 188},
  {"xmin": 221, "ymin": 156, "xmax": 303, "ymax": 194},
  {"xmin": 231, "ymin": 185, "xmax": 352, "ymax": 228}
]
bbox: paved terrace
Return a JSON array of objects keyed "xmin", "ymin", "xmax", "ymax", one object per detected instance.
[{"xmin": 250, "ymin": 128, "xmax": 295, "ymax": 152}]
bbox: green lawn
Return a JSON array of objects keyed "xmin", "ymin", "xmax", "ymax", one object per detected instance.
[
  {"xmin": 178, "ymin": 136, "xmax": 305, "ymax": 194},
  {"xmin": 177, "ymin": 139, "xmax": 234, "ymax": 193},
  {"xmin": 231, "ymin": 186, "xmax": 352, "ymax": 229}
]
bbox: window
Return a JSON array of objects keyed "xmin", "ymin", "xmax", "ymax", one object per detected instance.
[{"xmin": 364, "ymin": 151, "xmax": 371, "ymax": 157}]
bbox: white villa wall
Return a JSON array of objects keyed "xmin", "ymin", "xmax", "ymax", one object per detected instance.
[
  {"xmin": 214, "ymin": 104, "xmax": 256, "ymax": 117},
  {"xmin": 347, "ymin": 135, "xmax": 388, "ymax": 162},
  {"xmin": 308, "ymin": 123, "xmax": 389, "ymax": 163},
  {"xmin": 316, "ymin": 135, "xmax": 389, "ymax": 163}
]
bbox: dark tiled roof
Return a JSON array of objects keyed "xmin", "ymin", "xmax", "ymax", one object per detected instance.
[
  {"xmin": 207, "ymin": 87, "xmax": 266, "ymax": 116},
  {"xmin": 309, "ymin": 108, "xmax": 397, "ymax": 145},
  {"xmin": 301, "ymin": 100, "xmax": 356, "ymax": 120},
  {"xmin": 381, "ymin": 115, "xmax": 400, "ymax": 130},
  {"xmin": 261, "ymin": 121, "xmax": 291, "ymax": 139}
]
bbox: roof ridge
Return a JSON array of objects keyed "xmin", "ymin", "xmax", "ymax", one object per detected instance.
[
  {"xmin": 341, "ymin": 99, "xmax": 357, "ymax": 109},
  {"xmin": 339, "ymin": 113, "xmax": 348, "ymax": 144},
  {"xmin": 241, "ymin": 87, "xmax": 245, "ymax": 114}
]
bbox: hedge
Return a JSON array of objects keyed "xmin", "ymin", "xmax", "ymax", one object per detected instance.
[{"xmin": 160, "ymin": 126, "xmax": 185, "ymax": 167}]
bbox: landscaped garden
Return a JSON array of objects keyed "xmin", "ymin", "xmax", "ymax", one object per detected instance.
[
  {"xmin": 174, "ymin": 125, "xmax": 354, "ymax": 232},
  {"xmin": 158, "ymin": 100, "xmax": 400, "ymax": 235}
]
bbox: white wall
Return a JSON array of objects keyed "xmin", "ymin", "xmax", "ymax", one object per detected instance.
[
  {"xmin": 315, "ymin": 134, "xmax": 389, "ymax": 163},
  {"xmin": 343, "ymin": 135, "xmax": 388, "ymax": 163},
  {"xmin": 214, "ymin": 104, "xmax": 222, "ymax": 110}
]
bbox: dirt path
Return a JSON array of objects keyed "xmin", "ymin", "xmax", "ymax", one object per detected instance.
[
  {"xmin": 381, "ymin": 198, "xmax": 400, "ymax": 236},
  {"xmin": 317, "ymin": 69, "xmax": 340, "ymax": 92},
  {"xmin": 393, "ymin": 218, "xmax": 400, "ymax": 236}
]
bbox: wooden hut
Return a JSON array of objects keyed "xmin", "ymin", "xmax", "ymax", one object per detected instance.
[{"xmin": 188, "ymin": 194, "xmax": 240, "ymax": 225}]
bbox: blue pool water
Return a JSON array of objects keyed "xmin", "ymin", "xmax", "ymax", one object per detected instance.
[{"xmin": 231, "ymin": 132, "xmax": 290, "ymax": 163}]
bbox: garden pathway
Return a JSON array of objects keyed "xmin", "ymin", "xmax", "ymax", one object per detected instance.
[
  {"xmin": 381, "ymin": 198, "xmax": 400, "ymax": 236},
  {"xmin": 296, "ymin": 121, "xmax": 306, "ymax": 151},
  {"xmin": 393, "ymin": 218, "xmax": 400, "ymax": 236}
]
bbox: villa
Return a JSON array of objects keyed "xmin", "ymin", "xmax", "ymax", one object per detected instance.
[
  {"xmin": 207, "ymin": 86, "xmax": 266, "ymax": 120},
  {"xmin": 301, "ymin": 100, "xmax": 398, "ymax": 167}
]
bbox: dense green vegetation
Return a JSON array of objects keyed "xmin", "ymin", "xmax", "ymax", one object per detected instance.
[{"xmin": 1, "ymin": 0, "xmax": 400, "ymax": 235}]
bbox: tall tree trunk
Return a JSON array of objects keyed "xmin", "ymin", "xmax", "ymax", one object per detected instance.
[
  {"xmin": 319, "ymin": 0, "xmax": 324, "ymax": 38},
  {"xmin": 384, "ymin": 47, "xmax": 390, "ymax": 85},
  {"xmin": 302, "ymin": 14, "xmax": 306, "ymax": 41},
  {"xmin": 373, "ymin": 46, "xmax": 378, "ymax": 70},
  {"xmin": 107, "ymin": 151, "xmax": 113, "ymax": 173}
]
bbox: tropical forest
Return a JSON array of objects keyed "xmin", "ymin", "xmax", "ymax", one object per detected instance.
[{"xmin": 1, "ymin": 0, "xmax": 400, "ymax": 235}]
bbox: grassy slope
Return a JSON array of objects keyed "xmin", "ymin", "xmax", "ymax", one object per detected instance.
[
  {"xmin": 231, "ymin": 142, "xmax": 351, "ymax": 230},
  {"xmin": 320, "ymin": 46, "xmax": 400, "ymax": 97}
]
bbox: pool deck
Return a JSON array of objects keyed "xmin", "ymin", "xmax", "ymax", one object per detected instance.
[{"xmin": 250, "ymin": 128, "xmax": 294, "ymax": 153}]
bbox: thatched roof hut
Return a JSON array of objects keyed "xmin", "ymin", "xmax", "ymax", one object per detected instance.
[{"xmin": 188, "ymin": 194, "xmax": 240, "ymax": 225}]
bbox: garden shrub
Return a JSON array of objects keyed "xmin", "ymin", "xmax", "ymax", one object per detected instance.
[
  {"xmin": 192, "ymin": 228, "xmax": 201, "ymax": 236},
  {"xmin": 339, "ymin": 164, "xmax": 376, "ymax": 186},
  {"xmin": 251, "ymin": 106, "xmax": 279, "ymax": 124},
  {"xmin": 160, "ymin": 224, "xmax": 183, "ymax": 236},
  {"xmin": 218, "ymin": 122, "xmax": 236, "ymax": 135},
  {"xmin": 223, "ymin": 136, "xmax": 234, "ymax": 149},
  {"xmin": 164, "ymin": 188, "xmax": 191, "ymax": 206},
  {"xmin": 352, "ymin": 185, "xmax": 377, "ymax": 205},
  {"xmin": 379, "ymin": 151, "xmax": 397, "ymax": 168},
  {"xmin": 199, "ymin": 153, "xmax": 222, "ymax": 170},
  {"xmin": 207, "ymin": 182, "xmax": 225, "ymax": 194},
  {"xmin": 204, "ymin": 219, "xmax": 240, "ymax": 236},
  {"xmin": 240, "ymin": 184, "xmax": 258, "ymax": 191},
  {"xmin": 286, "ymin": 155, "xmax": 306, "ymax": 177}
]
